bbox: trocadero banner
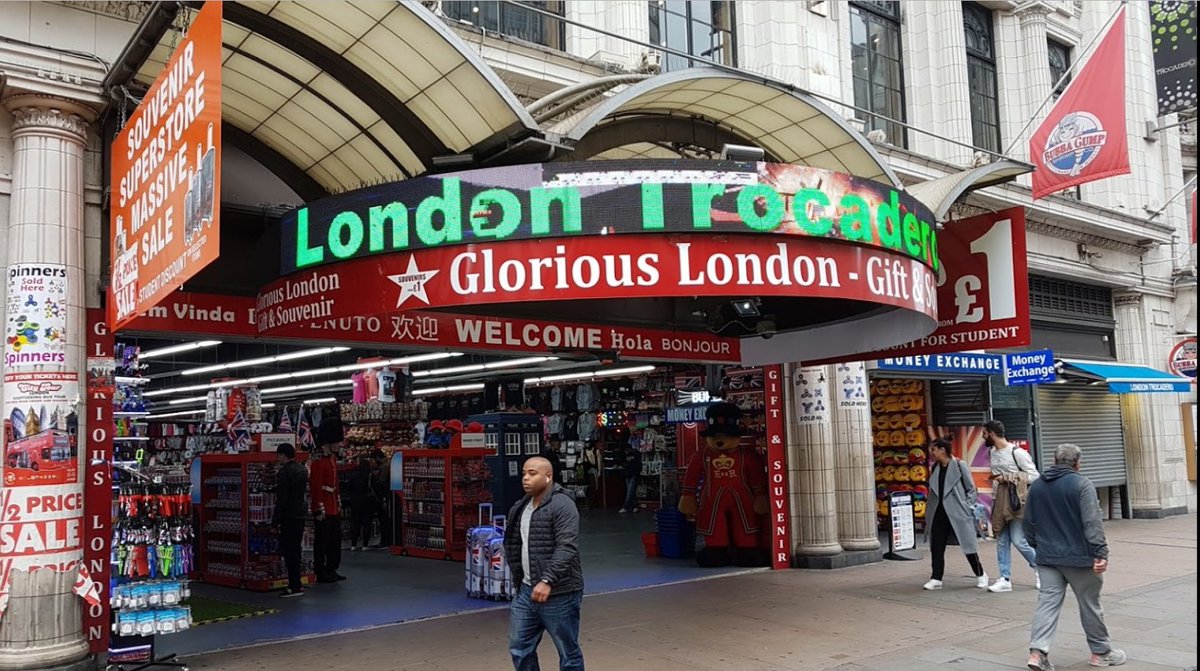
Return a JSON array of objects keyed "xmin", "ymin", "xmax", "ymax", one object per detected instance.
[
  {"xmin": 261, "ymin": 161, "xmax": 943, "ymax": 365},
  {"xmin": 109, "ymin": 1, "xmax": 222, "ymax": 330},
  {"xmin": 1150, "ymin": 1, "xmax": 1197, "ymax": 116}
]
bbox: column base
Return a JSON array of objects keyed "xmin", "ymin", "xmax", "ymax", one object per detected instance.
[
  {"xmin": 0, "ymin": 645, "xmax": 92, "ymax": 671},
  {"xmin": 791, "ymin": 548, "xmax": 883, "ymax": 570},
  {"xmin": 839, "ymin": 538, "xmax": 881, "ymax": 552},
  {"xmin": 1132, "ymin": 505, "xmax": 1189, "ymax": 519}
]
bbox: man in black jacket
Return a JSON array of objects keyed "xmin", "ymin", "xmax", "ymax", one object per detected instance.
[
  {"xmin": 504, "ymin": 457, "xmax": 584, "ymax": 671},
  {"xmin": 273, "ymin": 443, "xmax": 308, "ymax": 598},
  {"xmin": 1024, "ymin": 444, "xmax": 1125, "ymax": 670}
]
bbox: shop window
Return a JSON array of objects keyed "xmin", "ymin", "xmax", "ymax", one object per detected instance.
[
  {"xmin": 850, "ymin": 1, "xmax": 907, "ymax": 147},
  {"xmin": 523, "ymin": 433, "xmax": 541, "ymax": 456},
  {"xmin": 648, "ymin": 1, "xmax": 737, "ymax": 71},
  {"xmin": 444, "ymin": 1, "xmax": 565, "ymax": 50},
  {"xmin": 963, "ymin": 2, "xmax": 1001, "ymax": 153},
  {"xmin": 505, "ymin": 433, "xmax": 522, "ymax": 456}
]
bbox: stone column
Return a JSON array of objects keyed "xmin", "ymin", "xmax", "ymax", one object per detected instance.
[
  {"xmin": 785, "ymin": 364, "xmax": 843, "ymax": 564},
  {"xmin": 1008, "ymin": 2, "xmax": 1054, "ymax": 190},
  {"xmin": 832, "ymin": 362, "xmax": 880, "ymax": 552},
  {"xmin": 0, "ymin": 93, "xmax": 95, "ymax": 671}
]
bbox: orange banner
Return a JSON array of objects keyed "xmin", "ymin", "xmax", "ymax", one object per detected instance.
[{"xmin": 109, "ymin": 1, "xmax": 222, "ymax": 330}]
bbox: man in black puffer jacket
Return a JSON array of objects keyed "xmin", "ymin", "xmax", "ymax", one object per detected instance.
[
  {"xmin": 273, "ymin": 444, "xmax": 309, "ymax": 598},
  {"xmin": 504, "ymin": 456, "xmax": 584, "ymax": 671}
]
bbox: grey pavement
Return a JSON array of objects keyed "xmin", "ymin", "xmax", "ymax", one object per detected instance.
[{"xmin": 179, "ymin": 514, "xmax": 1197, "ymax": 671}]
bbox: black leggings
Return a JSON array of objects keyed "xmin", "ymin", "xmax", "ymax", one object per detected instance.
[{"xmin": 930, "ymin": 507, "xmax": 983, "ymax": 581}]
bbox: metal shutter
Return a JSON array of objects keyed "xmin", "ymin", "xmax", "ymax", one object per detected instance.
[
  {"xmin": 1035, "ymin": 386, "xmax": 1127, "ymax": 487},
  {"xmin": 932, "ymin": 379, "xmax": 990, "ymax": 426}
]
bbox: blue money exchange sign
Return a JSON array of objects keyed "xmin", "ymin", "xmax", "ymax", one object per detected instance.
[{"xmin": 1003, "ymin": 349, "xmax": 1056, "ymax": 386}]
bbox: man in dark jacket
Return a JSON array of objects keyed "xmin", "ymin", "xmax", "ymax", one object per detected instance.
[
  {"xmin": 273, "ymin": 443, "xmax": 308, "ymax": 598},
  {"xmin": 504, "ymin": 456, "xmax": 584, "ymax": 671},
  {"xmin": 1024, "ymin": 444, "xmax": 1125, "ymax": 671}
]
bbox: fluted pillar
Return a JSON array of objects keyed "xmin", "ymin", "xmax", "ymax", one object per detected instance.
[
  {"xmin": 786, "ymin": 364, "xmax": 843, "ymax": 559},
  {"xmin": 0, "ymin": 93, "xmax": 95, "ymax": 671},
  {"xmin": 832, "ymin": 362, "xmax": 880, "ymax": 551}
]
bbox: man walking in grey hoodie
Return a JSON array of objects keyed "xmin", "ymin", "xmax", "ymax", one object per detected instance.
[{"xmin": 1024, "ymin": 444, "xmax": 1125, "ymax": 670}]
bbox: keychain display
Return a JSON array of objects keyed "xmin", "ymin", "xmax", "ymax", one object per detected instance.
[{"xmin": 111, "ymin": 481, "xmax": 194, "ymax": 636}]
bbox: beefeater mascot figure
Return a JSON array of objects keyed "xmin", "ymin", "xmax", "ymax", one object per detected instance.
[{"xmin": 678, "ymin": 402, "xmax": 770, "ymax": 567}]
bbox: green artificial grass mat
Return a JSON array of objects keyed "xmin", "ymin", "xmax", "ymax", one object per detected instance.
[{"xmin": 188, "ymin": 595, "xmax": 277, "ymax": 626}]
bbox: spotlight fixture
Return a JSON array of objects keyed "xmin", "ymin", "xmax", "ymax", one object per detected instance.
[{"xmin": 730, "ymin": 298, "xmax": 760, "ymax": 318}]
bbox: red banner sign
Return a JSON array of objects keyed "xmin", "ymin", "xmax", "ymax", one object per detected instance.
[
  {"xmin": 1030, "ymin": 8, "xmax": 1129, "ymax": 200},
  {"xmin": 122, "ymin": 291, "xmax": 743, "ymax": 364},
  {"xmin": 825, "ymin": 207, "xmax": 1030, "ymax": 362},
  {"xmin": 764, "ymin": 365, "xmax": 791, "ymax": 569},
  {"xmin": 83, "ymin": 309, "xmax": 113, "ymax": 653},
  {"xmin": 256, "ymin": 235, "xmax": 938, "ymax": 352},
  {"xmin": 109, "ymin": 1, "xmax": 222, "ymax": 330}
]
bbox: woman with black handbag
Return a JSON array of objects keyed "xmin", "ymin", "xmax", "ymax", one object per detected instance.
[{"xmin": 923, "ymin": 437, "xmax": 989, "ymax": 590}]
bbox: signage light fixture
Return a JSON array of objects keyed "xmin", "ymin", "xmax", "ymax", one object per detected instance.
[
  {"xmin": 525, "ymin": 365, "xmax": 655, "ymax": 386},
  {"xmin": 411, "ymin": 383, "xmax": 487, "ymax": 396},
  {"xmin": 303, "ymin": 397, "xmax": 338, "ymax": 405},
  {"xmin": 411, "ymin": 356, "xmax": 559, "ymax": 378},
  {"xmin": 180, "ymin": 346, "xmax": 351, "ymax": 376},
  {"xmin": 140, "ymin": 340, "xmax": 222, "ymax": 360}
]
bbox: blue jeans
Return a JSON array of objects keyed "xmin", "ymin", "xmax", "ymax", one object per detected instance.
[
  {"xmin": 623, "ymin": 476, "xmax": 639, "ymax": 510},
  {"xmin": 509, "ymin": 583, "xmax": 584, "ymax": 671},
  {"xmin": 996, "ymin": 518, "xmax": 1037, "ymax": 579}
]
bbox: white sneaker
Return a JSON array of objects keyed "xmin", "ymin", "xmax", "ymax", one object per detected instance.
[
  {"xmin": 922, "ymin": 579, "xmax": 943, "ymax": 590},
  {"xmin": 618, "ymin": 508, "xmax": 630, "ymax": 513},
  {"xmin": 988, "ymin": 577, "xmax": 1013, "ymax": 592},
  {"xmin": 977, "ymin": 572, "xmax": 990, "ymax": 589},
  {"xmin": 350, "ymin": 546, "xmax": 361, "ymax": 552},
  {"xmin": 1036, "ymin": 573, "xmax": 1042, "ymax": 590}
]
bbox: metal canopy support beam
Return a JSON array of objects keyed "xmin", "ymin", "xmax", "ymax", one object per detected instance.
[
  {"xmin": 223, "ymin": 122, "xmax": 329, "ymax": 202},
  {"xmin": 564, "ymin": 115, "xmax": 780, "ymax": 163},
  {"xmin": 101, "ymin": 1, "xmax": 182, "ymax": 96},
  {"xmin": 222, "ymin": 1, "xmax": 449, "ymax": 167}
]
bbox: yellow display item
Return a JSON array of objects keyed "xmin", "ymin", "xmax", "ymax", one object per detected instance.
[
  {"xmin": 902, "ymin": 413, "xmax": 922, "ymax": 429},
  {"xmin": 905, "ymin": 431, "xmax": 925, "ymax": 447},
  {"xmin": 882, "ymin": 465, "xmax": 896, "ymax": 481},
  {"xmin": 913, "ymin": 500, "xmax": 926, "ymax": 517},
  {"xmin": 873, "ymin": 415, "xmax": 890, "ymax": 430},
  {"xmin": 910, "ymin": 464, "xmax": 928, "ymax": 481},
  {"xmin": 895, "ymin": 465, "xmax": 911, "ymax": 482},
  {"xmin": 902, "ymin": 380, "xmax": 921, "ymax": 393},
  {"xmin": 875, "ymin": 431, "xmax": 891, "ymax": 447},
  {"xmin": 877, "ymin": 499, "xmax": 889, "ymax": 516},
  {"xmin": 889, "ymin": 430, "xmax": 906, "ymax": 445},
  {"xmin": 871, "ymin": 396, "xmax": 887, "ymax": 412}
]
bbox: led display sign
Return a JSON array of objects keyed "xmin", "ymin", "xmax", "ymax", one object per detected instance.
[{"xmin": 282, "ymin": 160, "xmax": 941, "ymax": 274}]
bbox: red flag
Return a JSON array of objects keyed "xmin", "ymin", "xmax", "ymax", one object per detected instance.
[{"xmin": 1031, "ymin": 8, "xmax": 1129, "ymax": 199}]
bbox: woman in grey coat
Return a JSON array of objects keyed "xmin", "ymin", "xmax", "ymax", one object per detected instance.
[{"xmin": 923, "ymin": 437, "xmax": 989, "ymax": 590}]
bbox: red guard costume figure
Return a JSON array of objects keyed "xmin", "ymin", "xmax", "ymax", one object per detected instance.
[{"xmin": 678, "ymin": 402, "xmax": 769, "ymax": 567}]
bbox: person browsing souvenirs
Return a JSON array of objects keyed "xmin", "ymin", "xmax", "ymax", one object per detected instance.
[{"xmin": 922, "ymin": 437, "xmax": 988, "ymax": 591}]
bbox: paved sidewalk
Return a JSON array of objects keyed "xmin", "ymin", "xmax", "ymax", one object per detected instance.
[{"xmin": 180, "ymin": 514, "xmax": 1197, "ymax": 671}]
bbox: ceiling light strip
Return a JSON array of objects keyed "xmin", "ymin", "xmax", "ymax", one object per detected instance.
[
  {"xmin": 181, "ymin": 346, "xmax": 351, "ymax": 376},
  {"xmin": 140, "ymin": 340, "xmax": 222, "ymax": 360}
]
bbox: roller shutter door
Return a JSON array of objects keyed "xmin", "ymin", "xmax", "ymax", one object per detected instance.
[{"xmin": 1035, "ymin": 385, "xmax": 1127, "ymax": 487}]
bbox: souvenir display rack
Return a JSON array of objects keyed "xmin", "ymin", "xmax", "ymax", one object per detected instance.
[
  {"xmin": 197, "ymin": 452, "xmax": 316, "ymax": 591},
  {"xmin": 870, "ymin": 378, "xmax": 930, "ymax": 530},
  {"xmin": 394, "ymin": 447, "xmax": 493, "ymax": 561}
]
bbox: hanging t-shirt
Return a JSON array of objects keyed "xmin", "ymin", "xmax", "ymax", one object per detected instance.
[
  {"xmin": 365, "ymin": 370, "xmax": 380, "ymax": 400},
  {"xmin": 551, "ymin": 386, "xmax": 563, "ymax": 412},
  {"xmin": 561, "ymin": 387, "xmax": 578, "ymax": 413},
  {"xmin": 576, "ymin": 413, "xmax": 596, "ymax": 442},
  {"xmin": 547, "ymin": 414, "xmax": 565, "ymax": 438},
  {"xmin": 562, "ymin": 414, "xmax": 579, "ymax": 440},
  {"xmin": 377, "ymin": 368, "xmax": 397, "ymax": 403},
  {"xmin": 532, "ymin": 388, "xmax": 553, "ymax": 415},
  {"xmin": 351, "ymin": 372, "xmax": 367, "ymax": 404},
  {"xmin": 467, "ymin": 394, "xmax": 484, "ymax": 417},
  {"xmin": 575, "ymin": 383, "xmax": 598, "ymax": 412}
]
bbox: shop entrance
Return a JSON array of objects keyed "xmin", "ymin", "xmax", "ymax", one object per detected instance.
[{"xmin": 106, "ymin": 301, "xmax": 770, "ymax": 656}]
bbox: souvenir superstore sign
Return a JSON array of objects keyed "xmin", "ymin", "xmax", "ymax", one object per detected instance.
[{"xmin": 109, "ymin": 1, "xmax": 222, "ymax": 330}]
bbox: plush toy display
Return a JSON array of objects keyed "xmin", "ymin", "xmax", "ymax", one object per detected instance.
[{"xmin": 678, "ymin": 402, "xmax": 769, "ymax": 567}]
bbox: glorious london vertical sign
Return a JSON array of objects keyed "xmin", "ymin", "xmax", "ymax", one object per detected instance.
[
  {"xmin": 83, "ymin": 309, "xmax": 113, "ymax": 653},
  {"xmin": 764, "ymin": 365, "xmax": 791, "ymax": 569},
  {"xmin": 109, "ymin": 0, "xmax": 222, "ymax": 330}
]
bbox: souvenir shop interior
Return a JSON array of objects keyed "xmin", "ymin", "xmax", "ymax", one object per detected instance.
[{"xmin": 96, "ymin": 335, "xmax": 768, "ymax": 655}]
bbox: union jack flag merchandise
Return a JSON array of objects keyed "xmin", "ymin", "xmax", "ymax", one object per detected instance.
[
  {"xmin": 277, "ymin": 406, "xmax": 293, "ymax": 432},
  {"xmin": 227, "ymin": 409, "xmax": 250, "ymax": 452},
  {"xmin": 297, "ymin": 407, "xmax": 315, "ymax": 450}
]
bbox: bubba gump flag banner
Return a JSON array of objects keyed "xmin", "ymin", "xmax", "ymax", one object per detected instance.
[{"xmin": 1031, "ymin": 7, "xmax": 1130, "ymax": 200}]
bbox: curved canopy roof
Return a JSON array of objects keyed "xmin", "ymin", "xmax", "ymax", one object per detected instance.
[
  {"xmin": 906, "ymin": 159, "xmax": 1034, "ymax": 220},
  {"xmin": 562, "ymin": 68, "xmax": 902, "ymax": 188},
  {"xmin": 130, "ymin": 1, "xmax": 539, "ymax": 197}
]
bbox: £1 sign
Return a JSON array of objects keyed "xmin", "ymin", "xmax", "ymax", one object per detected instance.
[{"xmin": 865, "ymin": 207, "xmax": 1031, "ymax": 359}]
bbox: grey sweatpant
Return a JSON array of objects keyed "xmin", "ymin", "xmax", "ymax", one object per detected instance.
[{"xmin": 1029, "ymin": 564, "xmax": 1113, "ymax": 655}]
